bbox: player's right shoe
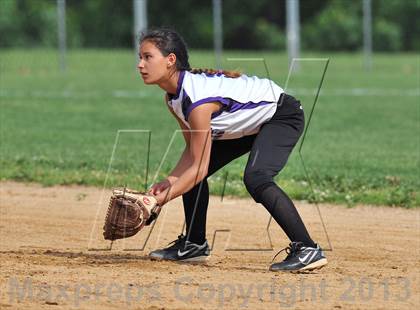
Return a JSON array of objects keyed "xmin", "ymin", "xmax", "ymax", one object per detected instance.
[
  {"xmin": 149, "ymin": 234, "xmax": 210, "ymax": 262},
  {"xmin": 269, "ymin": 241, "xmax": 328, "ymax": 272}
]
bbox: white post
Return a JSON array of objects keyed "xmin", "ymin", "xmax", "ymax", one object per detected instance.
[
  {"xmin": 286, "ymin": 0, "xmax": 300, "ymax": 72},
  {"xmin": 213, "ymin": 0, "xmax": 223, "ymax": 69},
  {"xmin": 57, "ymin": 0, "xmax": 66, "ymax": 73},
  {"xmin": 134, "ymin": 0, "xmax": 148, "ymax": 59},
  {"xmin": 363, "ymin": 0, "xmax": 372, "ymax": 71}
]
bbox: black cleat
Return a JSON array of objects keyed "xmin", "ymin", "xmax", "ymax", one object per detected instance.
[
  {"xmin": 269, "ymin": 242, "xmax": 328, "ymax": 272},
  {"xmin": 149, "ymin": 234, "xmax": 210, "ymax": 262}
]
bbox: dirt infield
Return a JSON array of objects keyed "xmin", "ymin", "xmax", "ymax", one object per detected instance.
[{"xmin": 0, "ymin": 181, "xmax": 418, "ymax": 309}]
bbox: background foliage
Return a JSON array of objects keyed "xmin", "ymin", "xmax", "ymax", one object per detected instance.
[{"xmin": 0, "ymin": 0, "xmax": 419, "ymax": 51}]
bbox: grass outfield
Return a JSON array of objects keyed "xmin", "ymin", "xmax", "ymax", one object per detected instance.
[{"xmin": 0, "ymin": 49, "xmax": 418, "ymax": 207}]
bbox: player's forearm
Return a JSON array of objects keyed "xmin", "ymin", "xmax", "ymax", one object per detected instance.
[
  {"xmin": 166, "ymin": 147, "xmax": 193, "ymax": 184},
  {"xmin": 162, "ymin": 163, "xmax": 208, "ymax": 203}
]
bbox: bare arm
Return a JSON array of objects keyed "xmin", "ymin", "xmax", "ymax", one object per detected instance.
[
  {"xmin": 155, "ymin": 102, "xmax": 220, "ymax": 205},
  {"xmin": 165, "ymin": 102, "xmax": 192, "ymax": 185},
  {"xmin": 149, "ymin": 98, "xmax": 191, "ymax": 195}
]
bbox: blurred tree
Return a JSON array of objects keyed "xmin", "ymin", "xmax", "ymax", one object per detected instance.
[
  {"xmin": 67, "ymin": 0, "xmax": 132, "ymax": 47},
  {"xmin": 148, "ymin": 0, "xmax": 213, "ymax": 48},
  {"xmin": 0, "ymin": 0, "xmax": 418, "ymax": 51},
  {"xmin": 0, "ymin": 0, "xmax": 56, "ymax": 47},
  {"xmin": 0, "ymin": 0, "xmax": 21, "ymax": 47},
  {"xmin": 373, "ymin": 0, "xmax": 420, "ymax": 50},
  {"xmin": 373, "ymin": 18, "xmax": 402, "ymax": 51},
  {"xmin": 301, "ymin": 1, "xmax": 362, "ymax": 51}
]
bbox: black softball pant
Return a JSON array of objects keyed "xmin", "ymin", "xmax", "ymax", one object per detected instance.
[{"xmin": 182, "ymin": 94, "xmax": 316, "ymax": 248}]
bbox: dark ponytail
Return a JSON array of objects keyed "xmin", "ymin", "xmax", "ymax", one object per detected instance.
[
  {"xmin": 140, "ymin": 28, "xmax": 241, "ymax": 78},
  {"xmin": 189, "ymin": 68, "xmax": 242, "ymax": 78}
]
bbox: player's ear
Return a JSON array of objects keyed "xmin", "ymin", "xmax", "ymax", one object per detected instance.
[{"xmin": 167, "ymin": 53, "xmax": 176, "ymax": 68}]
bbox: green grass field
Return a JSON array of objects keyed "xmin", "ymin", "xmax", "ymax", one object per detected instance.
[{"xmin": 0, "ymin": 49, "xmax": 418, "ymax": 207}]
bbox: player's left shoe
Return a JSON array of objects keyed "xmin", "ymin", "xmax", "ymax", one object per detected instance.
[
  {"xmin": 149, "ymin": 235, "xmax": 210, "ymax": 262},
  {"xmin": 269, "ymin": 242, "xmax": 328, "ymax": 272}
]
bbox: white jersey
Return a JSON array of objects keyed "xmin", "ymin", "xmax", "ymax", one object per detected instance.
[{"xmin": 167, "ymin": 70, "xmax": 284, "ymax": 140}]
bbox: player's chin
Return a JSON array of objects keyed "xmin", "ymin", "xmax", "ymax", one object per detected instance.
[{"xmin": 141, "ymin": 75, "xmax": 156, "ymax": 84}]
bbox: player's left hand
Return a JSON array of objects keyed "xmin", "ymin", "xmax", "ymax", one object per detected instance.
[
  {"xmin": 148, "ymin": 179, "xmax": 171, "ymax": 195},
  {"xmin": 154, "ymin": 190, "xmax": 169, "ymax": 206}
]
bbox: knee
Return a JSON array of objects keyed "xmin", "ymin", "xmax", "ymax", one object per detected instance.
[{"xmin": 243, "ymin": 169, "xmax": 274, "ymax": 202}]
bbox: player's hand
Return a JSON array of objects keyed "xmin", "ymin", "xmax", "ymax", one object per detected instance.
[
  {"xmin": 148, "ymin": 179, "xmax": 171, "ymax": 195},
  {"xmin": 155, "ymin": 191, "xmax": 169, "ymax": 206}
]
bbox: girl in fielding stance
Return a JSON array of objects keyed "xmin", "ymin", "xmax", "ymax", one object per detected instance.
[{"xmin": 139, "ymin": 28, "xmax": 327, "ymax": 272}]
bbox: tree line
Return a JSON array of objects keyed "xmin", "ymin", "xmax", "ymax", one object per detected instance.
[{"xmin": 0, "ymin": 0, "xmax": 418, "ymax": 51}]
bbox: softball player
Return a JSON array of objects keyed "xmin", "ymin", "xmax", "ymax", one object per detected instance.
[{"xmin": 138, "ymin": 28, "xmax": 327, "ymax": 272}]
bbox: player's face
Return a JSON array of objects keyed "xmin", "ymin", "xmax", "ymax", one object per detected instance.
[{"xmin": 138, "ymin": 41, "xmax": 171, "ymax": 84}]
